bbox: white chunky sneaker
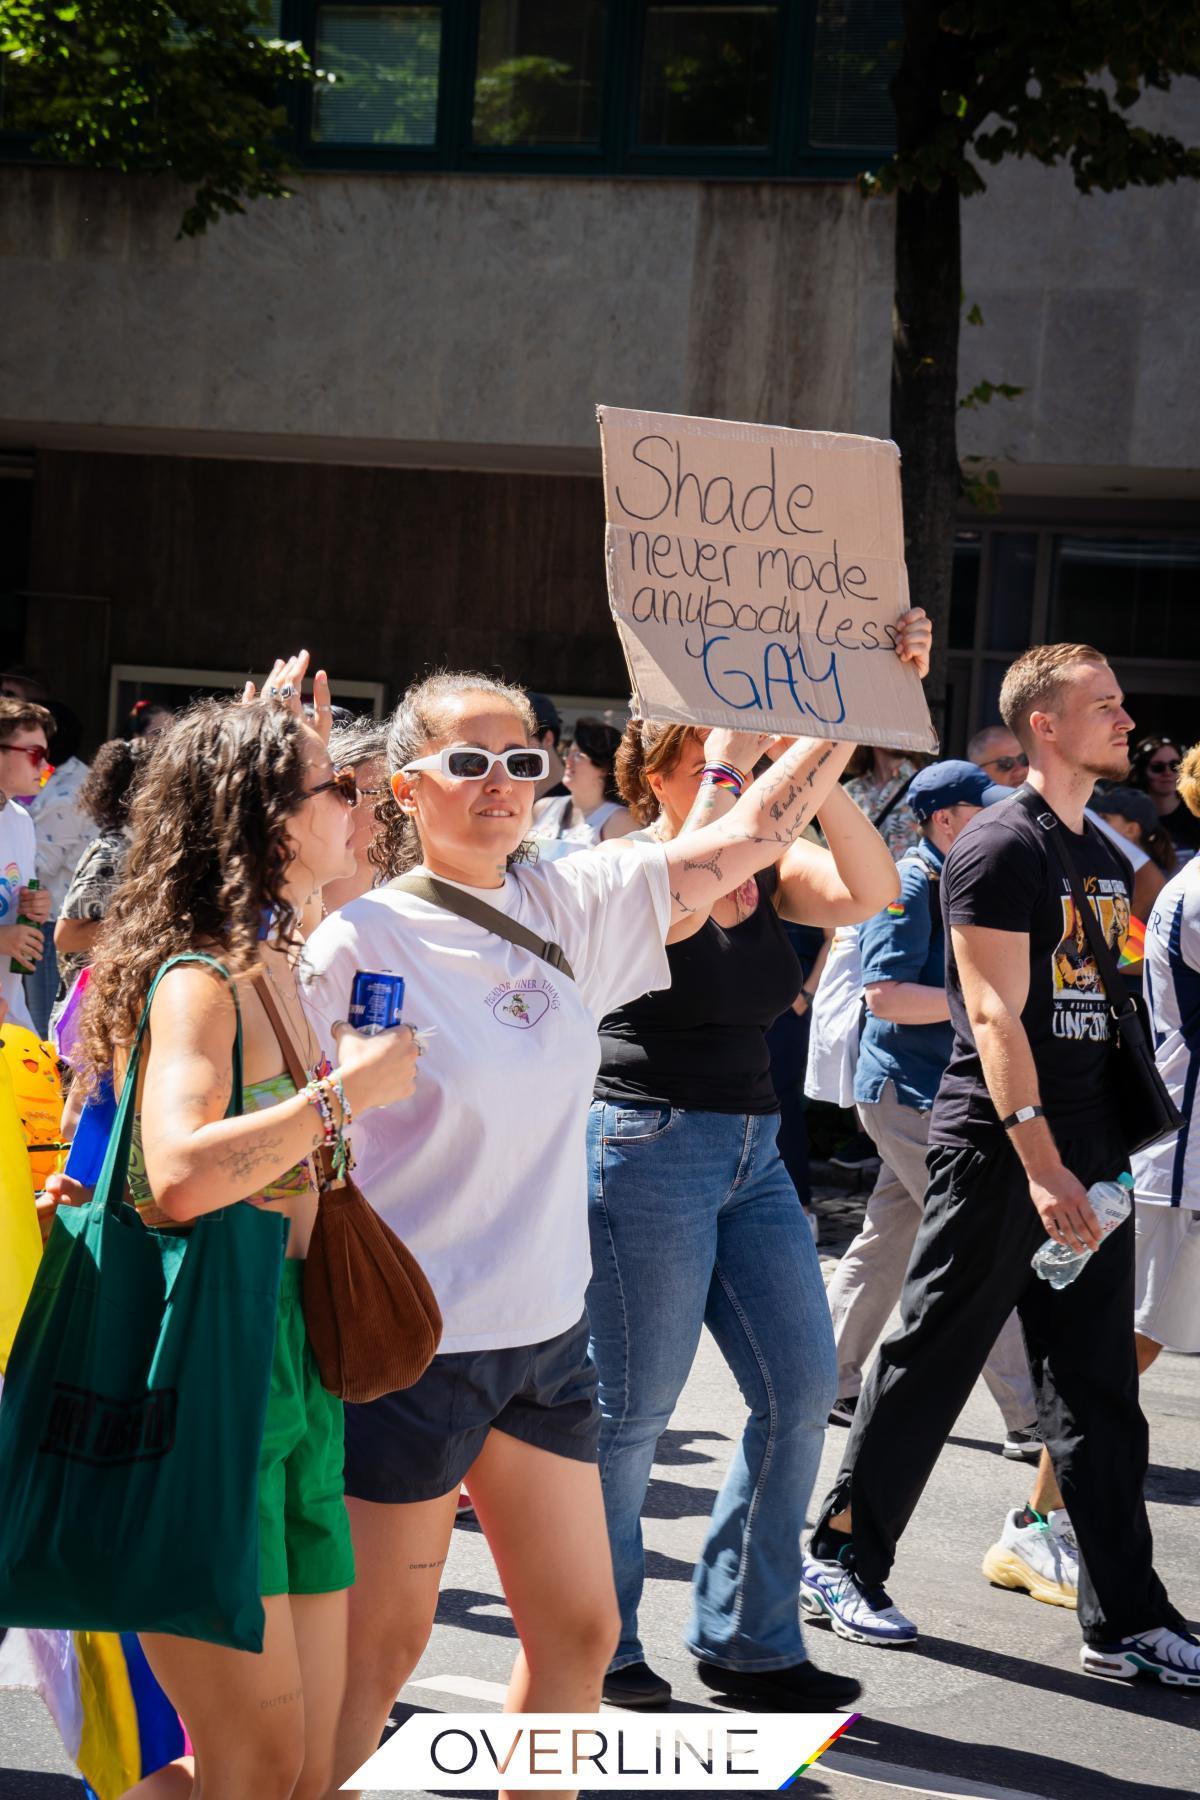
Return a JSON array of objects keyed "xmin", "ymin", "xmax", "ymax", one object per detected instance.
[
  {"xmin": 1081, "ymin": 1627, "xmax": 1200, "ymax": 1688},
  {"xmin": 982, "ymin": 1508, "xmax": 1078, "ymax": 1609},
  {"xmin": 800, "ymin": 1552, "xmax": 918, "ymax": 1647}
]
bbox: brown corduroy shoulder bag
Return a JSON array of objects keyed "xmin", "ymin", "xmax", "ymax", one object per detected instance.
[{"xmin": 255, "ymin": 970, "xmax": 442, "ymax": 1404}]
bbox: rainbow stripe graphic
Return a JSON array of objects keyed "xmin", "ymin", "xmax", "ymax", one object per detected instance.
[
  {"xmin": 886, "ymin": 901, "xmax": 906, "ymax": 917},
  {"xmin": 778, "ymin": 1712, "xmax": 861, "ymax": 1786}
]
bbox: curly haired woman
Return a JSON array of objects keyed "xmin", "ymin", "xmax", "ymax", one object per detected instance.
[{"xmin": 77, "ymin": 694, "xmax": 420, "ymax": 1800}]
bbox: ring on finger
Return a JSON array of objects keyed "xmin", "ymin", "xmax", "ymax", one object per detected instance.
[{"xmin": 278, "ymin": 683, "xmax": 295, "ymax": 699}]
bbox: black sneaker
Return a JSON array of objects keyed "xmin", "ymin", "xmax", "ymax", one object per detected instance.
[
  {"xmin": 698, "ymin": 1658, "xmax": 862, "ymax": 1711},
  {"xmin": 602, "ymin": 1661, "xmax": 672, "ymax": 1709},
  {"xmin": 829, "ymin": 1395, "xmax": 858, "ymax": 1428},
  {"xmin": 1001, "ymin": 1427, "xmax": 1041, "ymax": 1462}
]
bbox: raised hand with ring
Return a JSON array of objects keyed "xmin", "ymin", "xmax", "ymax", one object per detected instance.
[{"xmin": 241, "ymin": 651, "xmax": 334, "ymax": 746}]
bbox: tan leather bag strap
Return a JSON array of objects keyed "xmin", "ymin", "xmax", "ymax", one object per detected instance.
[
  {"xmin": 254, "ymin": 968, "xmax": 338, "ymax": 1192},
  {"xmin": 390, "ymin": 872, "xmax": 576, "ymax": 982}
]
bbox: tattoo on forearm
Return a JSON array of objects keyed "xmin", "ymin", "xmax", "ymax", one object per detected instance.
[
  {"xmin": 214, "ymin": 1132, "xmax": 287, "ymax": 1182},
  {"xmin": 769, "ymin": 781, "xmax": 801, "ymax": 822}
]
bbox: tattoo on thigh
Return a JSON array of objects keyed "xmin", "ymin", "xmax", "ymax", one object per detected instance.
[
  {"xmin": 408, "ymin": 1557, "xmax": 448, "ymax": 1572},
  {"xmin": 260, "ymin": 1687, "xmax": 303, "ymax": 1710}
]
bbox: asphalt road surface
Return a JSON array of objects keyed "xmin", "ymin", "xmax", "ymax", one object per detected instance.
[{"xmin": 1, "ymin": 1190, "xmax": 1196, "ymax": 1800}]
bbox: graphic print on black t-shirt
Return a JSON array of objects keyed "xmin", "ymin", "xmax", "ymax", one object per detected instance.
[
  {"xmin": 929, "ymin": 789, "xmax": 1134, "ymax": 1147},
  {"xmin": 1050, "ymin": 878, "xmax": 1130, "ymax": 1040}
]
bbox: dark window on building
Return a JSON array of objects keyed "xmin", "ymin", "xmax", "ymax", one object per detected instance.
[
  {"xmin": 986, "ymin": 530, "xmax": 1037, "ymax": 651},
  {"xmin": 312, "ymin": 5, "xmax": 443, "ymax": 145},
  {"xmin": 0, "ymin": 1, "xmax": 902, "ymax": 175},
  {"xmin": 942, "ymin": 523, "xmax": 1200, "ymax": 757},
  {"xmin": 1051, "ymin": 537, "xmax": 1200, "ymax": 663},
  {"xmin": 809, "ymin": 0, "xmax": 901, "ymax": 149},
  {"xmin": 637, "ymin": 4, "xmax": 779, "ymax": 150},
  {"xmin": 472, "ymin": 0, "xmax": 606, "ymax": 147},
  {"xmin": 949, "ymin": 531, "xmax": 981, "ymax": 649}
]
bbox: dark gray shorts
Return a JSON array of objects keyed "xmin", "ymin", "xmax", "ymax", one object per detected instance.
[{"xmin": 342, "ymin": 1314, "xmax": 600, "ymax": 1504}]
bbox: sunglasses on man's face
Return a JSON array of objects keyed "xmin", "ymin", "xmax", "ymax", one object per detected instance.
[
  {"xmin": 983, "ymin": 752, "xmax": 1028, "ymax": 774},
  {"xmin": 0, "ymin": 743, "xmax": 47, "ymax": 768},
  {"xmin": 402, "ymin": 746, "xmax": 549, "ymax": 782},
  {"xmin": 305, "ymin": 767, "xmax": 359, "ymax": 807},
  {"xmin": 1147, "ymin": 758, "xmax": 1181, "ymax": 775}
]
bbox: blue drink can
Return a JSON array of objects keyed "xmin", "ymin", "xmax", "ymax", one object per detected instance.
[{"xmin": 349, "ymin": 970, "xmax": 406, "ymax": 1035}]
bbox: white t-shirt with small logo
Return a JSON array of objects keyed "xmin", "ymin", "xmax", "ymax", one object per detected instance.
[
  {"xmin": 0, "ymin": 799, "xmax": 37, "ymax": 1030},
  {"xmin": 300, "ymin": 840, "xmax": 672, "ymax": 1352}
]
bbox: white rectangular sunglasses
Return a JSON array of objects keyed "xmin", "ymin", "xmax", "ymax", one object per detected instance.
[{"xmin": 402, "ymin": 746, "xmax": 550, "ymax": 781}]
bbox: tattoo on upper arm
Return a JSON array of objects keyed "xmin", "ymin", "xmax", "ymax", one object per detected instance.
[
  {"xmin": 671, "ymin": 887, "xmax": 697, "ymax": 917},
  {"xmin": 180, "ymin": 1068, "xmax": 233, "ymax": 1118},
  {"xmin": 682, "ymin": 850, "xmax": 725, "ymax": 883}
]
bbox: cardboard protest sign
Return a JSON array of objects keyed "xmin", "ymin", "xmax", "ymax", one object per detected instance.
[{"xmin": 598, "ymin": 406, "xmax": 938, "ymax": 754}]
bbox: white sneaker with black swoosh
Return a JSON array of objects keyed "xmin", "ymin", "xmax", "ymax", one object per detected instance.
[
  {"xmin": 800, "ymin": 1552, "xmax": 918, "ymax": 1647},
  {"xmin": 1080, "ymin": 1627, "xmax": 1200, "ymax": 1688}
]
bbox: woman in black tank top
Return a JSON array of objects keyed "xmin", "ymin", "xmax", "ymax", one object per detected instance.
[{"xmin": 588, "ymin": 721, "xmax": 900, "ymax": 1712}]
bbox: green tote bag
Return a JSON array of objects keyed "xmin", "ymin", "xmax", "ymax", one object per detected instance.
[{"xmin": 0, "ymin": 954, "xmax": 287, "ymax": 1652}]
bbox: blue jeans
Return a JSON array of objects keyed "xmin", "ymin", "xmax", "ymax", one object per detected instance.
[{"xmin": 586, "ymin": 1102, "xmax": 837, "ymax": 1672}]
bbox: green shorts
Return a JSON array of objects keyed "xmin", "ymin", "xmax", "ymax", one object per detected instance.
[{"xmin": 258, "ymin": 1261, "xmax": 355, "ymax": 1597}]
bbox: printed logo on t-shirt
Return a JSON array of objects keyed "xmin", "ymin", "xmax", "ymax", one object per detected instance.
[
  {"xmin": 1050, "ymin": 877, "xmax": 1129, "ymax": 1041},
  {"xmin": 484, "ymin": 976, "xmax": 561, "ymax": 1029},
  {"xmin": 0, "ymin": 861, "xmax": 18, "ymax": 925}
]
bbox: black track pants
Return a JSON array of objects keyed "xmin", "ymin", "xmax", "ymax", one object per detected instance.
[{"xmin": 814, "ymin": 1127, "xmax": 1184, "ymax": 1646}]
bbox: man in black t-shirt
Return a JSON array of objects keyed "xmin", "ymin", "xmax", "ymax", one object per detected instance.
[{"xmin": 801, "ymin": 645, "xmax": 1198, "ymax": 1690}]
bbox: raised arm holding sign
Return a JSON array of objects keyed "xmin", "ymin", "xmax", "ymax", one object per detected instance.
[{"xmin": 599, "ymin": 406, "xmax": 938, "ymax": 755}]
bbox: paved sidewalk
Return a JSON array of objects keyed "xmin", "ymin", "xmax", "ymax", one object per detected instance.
[{"xmin": 1, "ymin": 1181, "xmax": 1196, "ymax": 1799}]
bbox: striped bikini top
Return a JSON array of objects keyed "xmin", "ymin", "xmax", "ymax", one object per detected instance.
[{"xmin": 127, "ymin": 1071, "xmax": 313, "ymax": 1212}]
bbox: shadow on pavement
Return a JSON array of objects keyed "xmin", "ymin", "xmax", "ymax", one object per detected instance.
[
  {"xmin": 912, "ymin": 1632, "xmax": 1200, "ymax": 1728},
  {"xmin": 642, "ymin": 1476, "xmax": 720, "ymax": 1519},
  {"xmin": 434, "ymin": 1586, "xmax": 517, "ymax": 1638},
  {"xmin": 653, "ymin": 1429, "xmax": 729, "ymax": 1466},
  {"xmin": 0, "ymin": 1776, "xmax": 80, "ymax": 1797},
  {"xmin": 837, "ymin": 1715, "xmax": 1196, "ymax": 1800},
  {"xmin": 1144, "ymin": 1461, "xmax": 1200, "ymax": 1506},
  {"xmin": 945, "ymin": 1438, "xmax": 1200, "ymax": 1509},
  {"xmin": 643, "ymin": 1547, "xmax": 701, "ymax": 1583}
]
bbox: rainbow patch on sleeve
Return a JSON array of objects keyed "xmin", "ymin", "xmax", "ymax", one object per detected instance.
[{"xmin": 886, "ymin": 901, "xmax": 906, "ymax": 917}]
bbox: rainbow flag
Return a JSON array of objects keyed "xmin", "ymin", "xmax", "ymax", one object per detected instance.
[
  {"xmin": 0, "ymin": 1628, "xmax": 185, "ymax": 1799},
  {"xmin": 1120, "ymin": 914, "xmax": 1147, "ymax": 968}
]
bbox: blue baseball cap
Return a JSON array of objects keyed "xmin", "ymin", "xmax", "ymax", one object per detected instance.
[{"xmin": 906, "ymin": 759, "xmax": 1009, "ymax": 822}]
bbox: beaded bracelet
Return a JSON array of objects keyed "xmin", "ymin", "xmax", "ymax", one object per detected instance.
[
  {"xmin": 331, "ymin": 1074, "xmax": 353, "ymax": 1130},
  {"xmin": 700, "ymin": 761, "xmax": 747, "ymax": 799},
  {"xmin": 302, "ymin": 1076, "xmax": 355, "ymax": 1180}
]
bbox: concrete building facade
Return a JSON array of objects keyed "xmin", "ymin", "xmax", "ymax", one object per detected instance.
[{"xmin": 1, "ymin": 11, "xmax": 1197, "ymax": 750}]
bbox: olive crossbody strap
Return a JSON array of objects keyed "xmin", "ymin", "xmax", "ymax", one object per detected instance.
[{"xmin": 389, "ymin": 872, "xmax": 576, "ymax": 982}]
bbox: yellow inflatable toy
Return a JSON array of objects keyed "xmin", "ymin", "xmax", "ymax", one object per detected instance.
[
  {"xmin": 0, "ymin": 1045, "xmax": 41, "ymax": 1372},
  {"xmin": 1, "ymin": 1022, "xmax": 64, "ymax": 1186}
]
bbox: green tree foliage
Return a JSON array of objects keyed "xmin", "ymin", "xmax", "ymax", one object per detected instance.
[
  {"xmin": 0, "ymin": 0, "xmax": 326, "ymax": 234},
  {"xmin": 857, "ymin": 1, "xmax": 1200, "ymax": 714}
]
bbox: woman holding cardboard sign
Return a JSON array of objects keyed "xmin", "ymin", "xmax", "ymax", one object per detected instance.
[
  {"xmin": 588, "ymin": 612, "xmax": 930, "ymax": 1712},
  {"xmin": 299, "ymin": 628, "xmax": 921, "ymax": 1795}
]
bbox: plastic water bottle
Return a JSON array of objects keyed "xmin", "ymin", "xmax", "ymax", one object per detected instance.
[{"xmin": 1031, "ymin": 1172, "xmax": 1134, "ymax": 1289}]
